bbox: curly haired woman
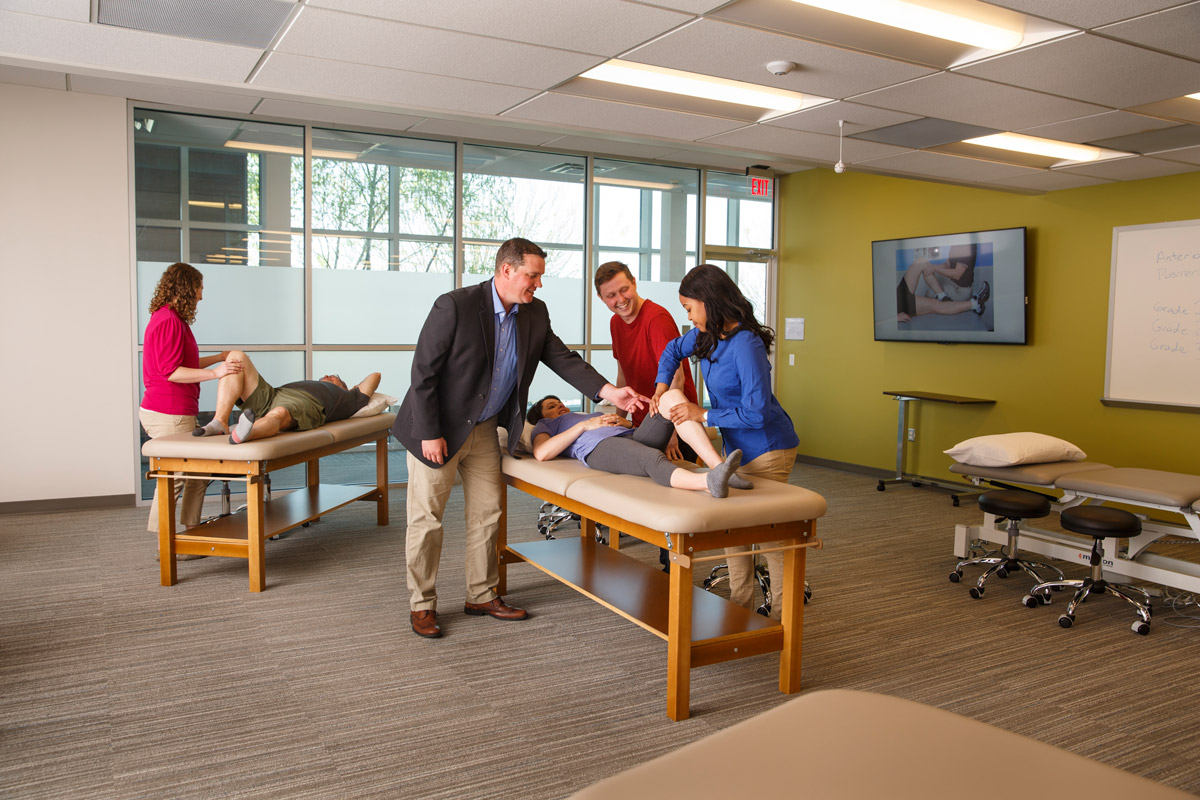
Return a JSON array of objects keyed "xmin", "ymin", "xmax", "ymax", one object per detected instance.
[{"xmin": 139, "ymin": 263, "xmax": 240, "ymax": 539}]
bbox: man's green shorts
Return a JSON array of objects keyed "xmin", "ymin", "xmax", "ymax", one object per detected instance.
[{"xmin": 239, "ymin": 376, "xmax": 325, "ymax": 431}]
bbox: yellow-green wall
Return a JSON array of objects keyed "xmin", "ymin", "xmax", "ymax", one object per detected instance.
[{"xmin": 775, "ymin": 168, "xmax": 1200, "ymax": 479}]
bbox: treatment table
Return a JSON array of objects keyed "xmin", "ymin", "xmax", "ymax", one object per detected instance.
[
  {"xmin": 496, "ymin": 454, "xmax": 827, "ymax": 720},
  {"xmin": 950, "ymin": 461, "xmax": 1200, "ymax": 594},
  {"xmin": 141, "ymin": 413, "xmax": 394, "ymax": 591}
]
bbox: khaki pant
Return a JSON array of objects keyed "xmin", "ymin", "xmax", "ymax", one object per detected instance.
[
  {"xmin": 725, "ymin": 447, "xmax": 798, "ymax": 620},
  {"xmin": 405, "ymin": 418, "xmax": 503, "ymax": 611},
  {"xmin": 139, "ymin": 407, "xmax": 207, "ymax": 532}
]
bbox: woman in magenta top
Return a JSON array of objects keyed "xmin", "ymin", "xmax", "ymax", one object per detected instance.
[{"xmin": 140, "ymin": 262, "xmax": 238, "ymax": 535}]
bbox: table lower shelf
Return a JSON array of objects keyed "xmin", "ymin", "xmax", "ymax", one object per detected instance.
[
  {"xmin": 508, "ymin": 537, "xmax": 780, "ymax": 652},
  {"xmin": 173, "ymin": 483, "xmax": 377, "ymax": 557}
]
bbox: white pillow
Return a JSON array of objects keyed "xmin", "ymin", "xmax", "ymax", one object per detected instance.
[
  {"xmin": 944, "ymin": 432, "xmax": 1086, "ymax": 468},
  {"xmin": 516, "ymin": 421, "xmax": 536, "ymax": 454},
  {"xmin": 351, "ymin": 392, "xmax": 398, "ymax": 418}
]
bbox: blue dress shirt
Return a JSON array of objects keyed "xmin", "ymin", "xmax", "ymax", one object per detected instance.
[{"xmin": 479, "ymin": 279, "xmax": 520, "ymax": 422}]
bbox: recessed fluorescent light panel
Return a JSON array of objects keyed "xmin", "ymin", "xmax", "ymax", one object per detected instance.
[
  {"xmin": 1188, "ymin": 92, "xmax": 1200, "ymax": 101},
  {"xmin": 577, "ymin": 59, "xmax": 829, "ymax": 121},
  {"xmin": 962, "ymin": 132, "xmax": 1127, "ymax": 163},
  {"xmin": 789, "ymin": 0, "xmax": 1025, "ymax": 50}
]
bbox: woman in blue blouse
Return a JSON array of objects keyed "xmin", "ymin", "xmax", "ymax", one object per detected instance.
[{"xmin": 653, "ymin": 264, "xmax": 799, "ymax": 619}]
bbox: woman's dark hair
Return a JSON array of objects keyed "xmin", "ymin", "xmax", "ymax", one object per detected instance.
[
  {"xmin": 526, "ymin": 395, "xmax": 561, "ymax": 425},
  {"xmin": 679, "ymin": 264, "xmax": 774, "ymax": 360}
]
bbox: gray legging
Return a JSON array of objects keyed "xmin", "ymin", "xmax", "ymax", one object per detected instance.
[{"xmin": 583, "ymin": 413, "xmax": 678, "ymax": 487}]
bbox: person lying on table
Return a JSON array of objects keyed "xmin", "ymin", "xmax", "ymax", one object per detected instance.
[
  {"xmin": 526, "ymin": 390, "xmax": 751, "ymax": 499},
  {"xmin": 192, "ymin": 350, "xmax": 381, "ymax": 443}
]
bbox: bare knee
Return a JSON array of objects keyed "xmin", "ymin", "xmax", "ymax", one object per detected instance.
[
  {"xmin": 265, "ymin": 406, "xmax": 295, "ymax": 430},
  {"xmin": 658, "ymin": 388, "xmax": 687, "ymax": 415}
]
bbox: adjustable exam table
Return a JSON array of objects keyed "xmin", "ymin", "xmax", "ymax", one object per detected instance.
[
  {"xmin": 141, "ymin": 413, "xmax": 394, "ymax": 591},
  {"xmin": 496, "ymin": 454, "xmax": 827, "ymax": 721},
  {"xmin": 950, "ymin": 461, "xmax": 1200, "ymax": 594}
]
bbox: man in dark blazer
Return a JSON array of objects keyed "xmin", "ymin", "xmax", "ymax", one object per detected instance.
[{"xmin": 392, "ymin": 238, "xmax": 645, "ymax": 639}]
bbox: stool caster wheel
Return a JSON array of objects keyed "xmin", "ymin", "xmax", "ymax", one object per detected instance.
[
  {"xmin": 969, "ymin": 586, "xmax": 984, "ymax": 599},
  {"xmin": 804, "ymin": 585, "xmax": 812, "ymax": 602},
  {"xmin": 702, "ymin": 578, "xmax": 715, "ymax": 589},
  {"xmin": 1058, "ymin": 614, "xmax": 1074, "ymax": 628},
  {"xmin": 948, "ymin": 570, "xmax": 962, "ymax": 583},
  {"xmin": 996, "ymin": 566, "xmax": 1009, "ymax": 579},
  {"xmin": 1021, "ymin": 593, "xmax": 1046, "ymax": 608},
  {"xmin": 876, "ymin": 481, "xmax": 885, "ymax": 492},
  {"xmin": 1132, "ymin": 620, "xmax": 1150, "ymax": 635}
]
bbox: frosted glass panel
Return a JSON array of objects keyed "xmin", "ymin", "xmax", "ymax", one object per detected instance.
[
  {"xmin": 463, "ymin": 273, "xmax": 584, "ymax": 344},
  {"xmin": 314, "ymin": 269, "xmax": 451, "ymax": 344},
  {"xmin": 137, "ymin": 261, "xmax": 304, "ymax": 345},
  {"xmin": 311, "ymin": 351, "xmax": 414, "ymax": 403},
  {"xmin": 527, "ymin": 350, "xmax": 591, "ymax": 413}
]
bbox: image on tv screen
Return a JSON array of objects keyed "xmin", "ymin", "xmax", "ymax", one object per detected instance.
[{"xmin": 872, "ymin": 227, "xmax": 1026, "ymax": 344}]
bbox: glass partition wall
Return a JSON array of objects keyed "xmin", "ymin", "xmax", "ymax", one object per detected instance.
[{"xmin": 133, "ymin": 109, "xmax": 777, "ymax": 498}]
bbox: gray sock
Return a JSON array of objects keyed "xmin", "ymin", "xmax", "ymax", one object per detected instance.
[
  {"xmin": 706, "ymin": 449, "xmax": 742, "ymax": 499},
  {"xmin": 728, "ymin": 472, "xmax": 754, "ymax": 490},
  {"xmin": 229, "ymin": 409, "xmax": 255, "ymax": 444},
  {"xmin": 192, "ymin": 418, "xmax": 228, "ymax": 437}
]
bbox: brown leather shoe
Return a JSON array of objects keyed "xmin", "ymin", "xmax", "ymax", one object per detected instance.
[
  {"xmin": 463, "ymin": 597, "xmax": 529, "ymax": 621},
  {"xmin": 410, "ymin": 610, "xmax": 442, "ymax": 638}
]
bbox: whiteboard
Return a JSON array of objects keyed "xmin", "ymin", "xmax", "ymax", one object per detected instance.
[{"xmin": 1105, "ymin": 219, "xmax": 1200, "ymax": 410}]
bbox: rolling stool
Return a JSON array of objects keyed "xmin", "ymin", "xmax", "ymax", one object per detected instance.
[
  {"xmin": 1022, "ymin": 506, "xmax": 1152, "ymax": 635},
  {"xmin": 950, "ymin": 489, "xmax": 1063, "ymax": 599}
]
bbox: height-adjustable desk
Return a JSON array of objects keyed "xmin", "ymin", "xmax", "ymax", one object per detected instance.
[{"xmin": 878, "ymin": 390, "xmax": 995, "ymax": 505}]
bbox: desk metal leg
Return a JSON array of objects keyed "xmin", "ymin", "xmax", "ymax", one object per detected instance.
[{"xmin": 877, "ymin": 396, "xmax": 914, "ymax": 492}]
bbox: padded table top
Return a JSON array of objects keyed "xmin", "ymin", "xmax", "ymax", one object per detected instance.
[
  {"xmin": 1057, "ymin": 467, "xmax": 1200, "ymax": 509},
  {"xmin": 503, "ymin": 457, "xmax": 826, "ymax": 532},
  {"xmin": 948, "ymin": 460, "xmax": 1113, "ymax": 486},
  {"xmin": 142, "ymin": 413, "xmax": 395, "ymax": 462}
]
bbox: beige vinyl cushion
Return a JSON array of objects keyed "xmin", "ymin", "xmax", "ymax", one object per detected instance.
[
  {"xmin": 502, "ymin": 453, "xmax": 602, "ymax": 497},
  {"xmin": 567, "ymin": 689, "xmax": 1194, "ymax": 800},
  {"xmin": 1057, "ymin": 467, "xmax": 1200, "ymax": 508},
  {"xmin": 142, "ymin": 413, "xmax": 394, "ymax": 461},
  {"xmin": 948, "ymin": 460, "xmax": 1113, "ymax": 486}
]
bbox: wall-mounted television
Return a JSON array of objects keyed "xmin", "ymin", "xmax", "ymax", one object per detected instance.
[{"xmin": 872, "ymin": 227, "xmax": 1027, "ymax": 345}]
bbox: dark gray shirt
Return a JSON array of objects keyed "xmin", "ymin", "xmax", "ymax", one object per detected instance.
[{"xmin": 285, "ymin": 381, "xmax": 369, "ymax": 423}]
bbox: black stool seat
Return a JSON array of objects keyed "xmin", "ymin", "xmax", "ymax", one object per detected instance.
[
  {"xmin": 977, "ymin": 489, "xmax": 1051, "ymax": 519},
  {"xmin": 1061, "ymin": 506, "xmax": 1141, "ymax": 538},
  {"xmin": 951, "ymin": 489, "xmax": 1061, "ymax": 599}
]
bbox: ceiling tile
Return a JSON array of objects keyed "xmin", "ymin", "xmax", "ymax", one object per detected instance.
[
  {"xmin": 539, "ymin": 135, "xmax": 682, "ymax": 160},
  {"xmin": 279, "ymin": 7, "xmax": 602, "ymax": 90},
  {"xmin": 957, "ymin": 33, "xmax": 1200, "ymax": 108},
  {"xmin": 254, "ymin": 98, "xmax": 426, "ymax": 131},
  {"xmin": 0, "ymin": 63, "xmax": 66, "ymax": 90},
  {"xmin": 1092, "ymin": 125, "xmax": 1200, "ymax": 155},
  {"xmin": 652, "ymin": 148, "xmax": 788, "ymax": 171},
  {"xmin": 855, "ymin": 150, "xmax": 1042, "ymax": 182},
  {"xmin": 307, "ymin": 0, "xmax": 694, "ymax": 56},
  {"xmin": 853, "ymin": 118, "xmax": 999, "ymax": 148},
  {"xmin": 623, "ymin": 18, "xmax": 934, "ymax": 99},
  {"xmin": 503, "ymin": 93, "xmax": 748, "ymax": 141},
  {"xmin": 1017, "ymin": 111, "xmax": 1177, "ymax": 143},
  {"xmin": 1098, "ymin": 3, "xmax": 1200, "ymax": 61},
  {"xmin": 98, "ymin": 0, "xmax": 295, "ymax": 49},
  {"xmin": 0, "ymin": 10, "xmax": 263, "ymax": 82},
  {"xmin": 0, "ymin": 0, "xmax": 89, "ymax": 22},
  {"xmin": 253, "ymin": 53, "xmax": 538, "ymax": 115},
  {"xmin": 985, "ymin": 170, "xmax": 1114, "ymax": 191},
  {"xmin": 70, "ymin": 75, "xmax": 262, "ymax": 113},
  {"xmin": 1126, "ymin": 97, "xmax": 1200, "ymax": 126},
  {"xmin": 984, "ymin": 0, "xmax": 1184, "ymax": 29},
  {"xmin": 1056, "ymin": 155, "xmax": 1200, "ymax": 180},
  {"xmin": 1146, "ymin": 144, "xmax": 1200, "ymax": 166},
  {"xmin": 852, "ymin": 72, "xmax": 1106, "ymax": 131},
  {"xmin": 407, "ymin": 118, "xmax": 558, "ymax": 146},
  {"xmin": 699, "ymin": 125, "xmax": 909, "ymax": 164},
  {"xmin": 763, "ymin": 101, "xmax": 920, "ymax": 135}
]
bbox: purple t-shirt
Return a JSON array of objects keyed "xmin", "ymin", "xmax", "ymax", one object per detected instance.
[{"xmin": 531, "ymin": 412, "xmax": 633, "ymax": 465}]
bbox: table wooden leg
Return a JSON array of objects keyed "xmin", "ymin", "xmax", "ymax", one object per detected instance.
[
  {"xmin": 376, "ymin": 434, "xmax": 388, "ymax": 526},
  {"xmin": 497, "ymin": 485, "xmax": 508, "ymax": 597},
  {"xmin": 158, "ymin": 474, "xmax": 177, "ymax": 587},
  {"xmin": 609, "ymin": 527, "xmax": 620, "ymax": 550},
  {"xmin": 667, "ymin": 543, "xmax": 693, "ymax": 721},
  {"xmin": 247, "ymin": 477, "xmax": 266, "ymax": 592},
  {"xmin": 779, "ymin": 533, "xmax": 807, "ymax": 694}
]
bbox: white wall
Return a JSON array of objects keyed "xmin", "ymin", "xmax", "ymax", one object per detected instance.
[{"xmin": 0, "ymin": 83, "xmax": 135, "ymax": 503}]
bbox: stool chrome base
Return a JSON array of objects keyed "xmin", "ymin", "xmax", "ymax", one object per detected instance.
[
  {"xmin": 1024, "ymin": 538, "xmax": 1152, "ymax": 635},
  {"xmin": 950, "ymin": 520, "xmax": 1063, "ymax": 599}
]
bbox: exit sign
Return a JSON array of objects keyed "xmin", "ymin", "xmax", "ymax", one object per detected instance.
[{"xmin": 751, "ymin": 177, "xmax": 772, "ymax": 197}]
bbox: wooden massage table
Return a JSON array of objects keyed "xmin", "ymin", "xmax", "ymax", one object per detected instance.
[
  {"xmin": 950, "ymin": 460, "xmax": 1200, "ymax": 594},
  {"xmin": 495, "ymin": 454, "xmax": 827, "ymax": 720},
  {"xmin": 141, "ymin": 413, "xmax": 394, "ymax": 592}
]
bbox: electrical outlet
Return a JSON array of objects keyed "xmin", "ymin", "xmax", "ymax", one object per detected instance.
[
  {"xmin": 907, "ymin": 428, "xmax": 916, "ymax": 442},
  {"xmin": 788, "ymin": 353, "xmax": 795, "ymax": 366}
]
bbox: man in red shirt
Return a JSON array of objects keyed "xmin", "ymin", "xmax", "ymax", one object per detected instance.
[{"xmin": 595, "ymin": 261, "xmax": 699, "ymax": 462}]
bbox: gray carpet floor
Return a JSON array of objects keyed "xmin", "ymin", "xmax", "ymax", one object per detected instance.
[{"xmin": 4, "ymin": 464, "xmax": 1200, "ymax": 798}]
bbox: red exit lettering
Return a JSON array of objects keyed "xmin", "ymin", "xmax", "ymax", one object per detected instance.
[{"xmin": 751, "ymin": 177, "xmax": 772, "ymax": 197}]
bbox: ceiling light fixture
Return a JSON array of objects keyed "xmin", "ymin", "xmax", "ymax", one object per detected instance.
[
  {"xmin": 1187, "ymin": 92, "xmax": 1200, "ymax": 101},
  {"xmin": 961, "ymin": 132, "xmax": 1118, "ymax": 162},
  {"xmin": 580, "ymin": 59, "xmax": 810, "ymax": 112},
  {"xmin": 789, "ymin": 0, "xmax": 1025, "ymax": 51},
  {"xmin": 224, "ymin": 141, "xmax": 358, "ymax": 160},
  {"xmin": 593, "ymin": 176, "xmax": 678, "ymax": 191}
]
